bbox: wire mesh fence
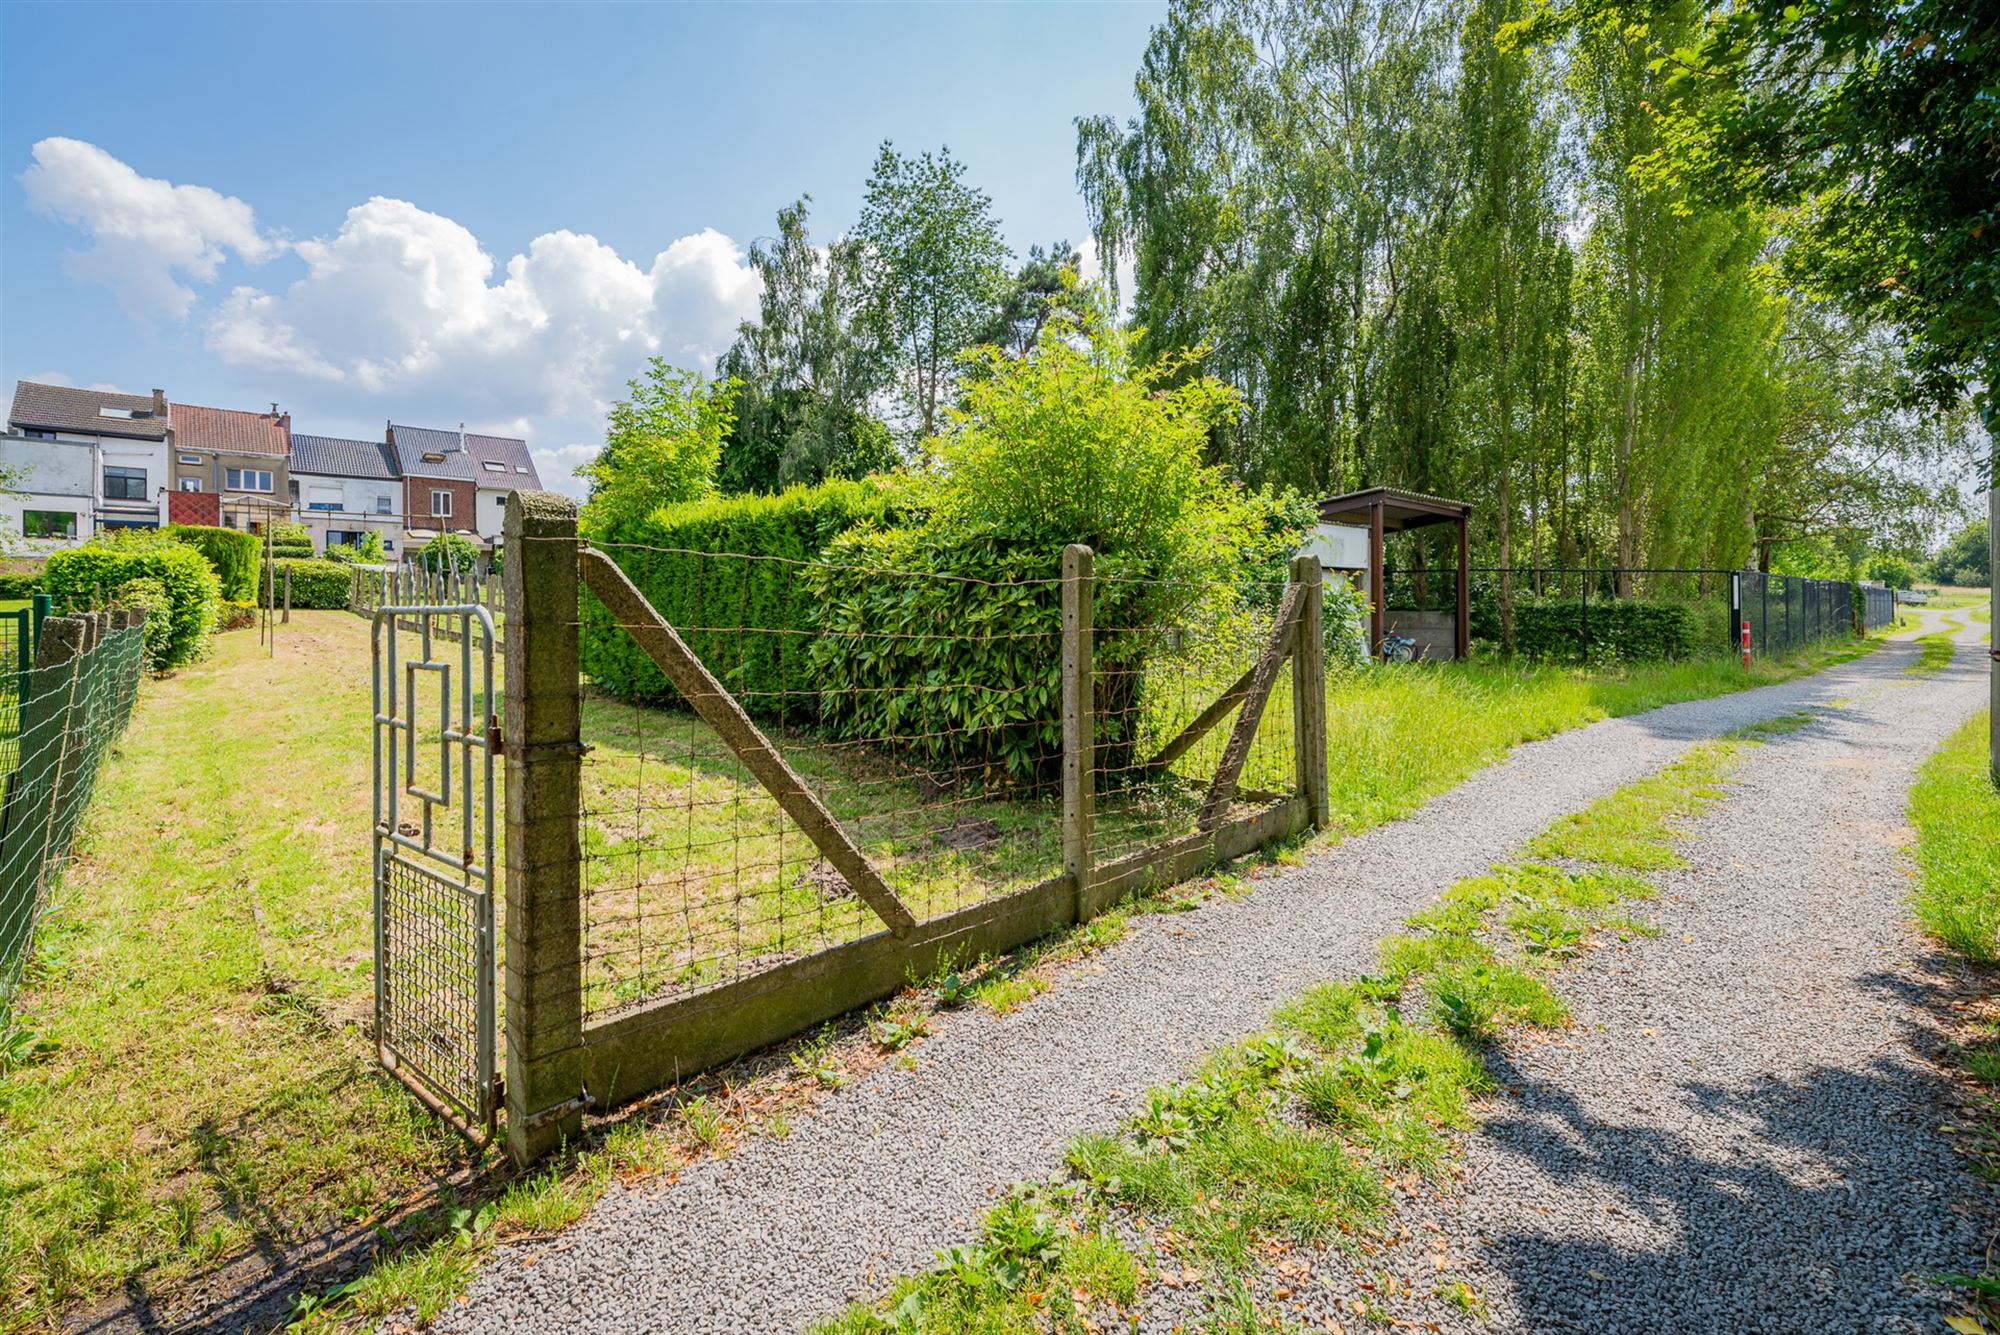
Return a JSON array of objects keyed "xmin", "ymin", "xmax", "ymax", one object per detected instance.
[
  {"xmin": 1382, "ymin": 565, "xmax": 1870, "ymax": 659},
  {"xmin": 0, "ymin": 612, "xmax": 149, "ymax": 1016},
  {"xmin": 564, "ymin": 544, "xmax": 1304, "ymax": 1021},
  {"xmin": 349, "ymin": 563, "xmax": 503, "ymax": 623}
]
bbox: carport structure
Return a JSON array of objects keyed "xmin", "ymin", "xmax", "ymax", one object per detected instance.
[{"xmin": 1317, "ymin": 487, "xmax": 1472, "ymax": 661}]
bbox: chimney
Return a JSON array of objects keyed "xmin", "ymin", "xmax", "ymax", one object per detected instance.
[
  {"xmin": 151, "ymin": 388, "xmax": 166, "ymax": 416},
  {"xmin": 457, "ymin": 422, "xmax": 467, "ymax": 452},
  {"xmin": 385, "ymin": 419, "xmax": 395, "ymax": 446},
  {"xmin": 270, "ymin": 402, "xmax": 280, "ymax": 417}
]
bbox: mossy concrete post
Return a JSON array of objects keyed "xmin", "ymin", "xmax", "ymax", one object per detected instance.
[
  {"xmin": 1062, "ymin": 544, "xmax": 1095, "ymax": 910},
  {"xmin": 1290, "ymin": 554, "xmax": 1330, "ymax": 829},
  {"xmin": 502, "ymin": 490, "xmax": 586, "ymax": 1164}
]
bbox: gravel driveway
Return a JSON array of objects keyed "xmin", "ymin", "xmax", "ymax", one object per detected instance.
[{"xmin": 439, "ymin": 614, "xmax": 1984, "ymax": 1334}]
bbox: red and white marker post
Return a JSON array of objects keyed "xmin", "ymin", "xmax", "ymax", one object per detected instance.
[{"xmin": 1741, "ymin": 620, "xmax": 1752, "ymax": 669}]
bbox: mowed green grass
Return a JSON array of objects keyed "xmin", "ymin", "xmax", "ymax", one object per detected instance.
[
  {"xmin": 1910, "ymin": 711, "xmax": 2000, "ymax": 961},
  {"xmin": 0, "ymin": 611, "xmax": 1879, "ymax": 1330}
]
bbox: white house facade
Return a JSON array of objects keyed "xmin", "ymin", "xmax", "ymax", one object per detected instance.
[
  {"xmin": 0, "ymin": 432, "xmax": 97, "ymax": 551},
  {"xmin": 290, "ymin": 434, "xmax": 406, "ymax": 557},
  {"xmin": 6, "ymin": 382, "xmax": 171, "ymax": 540}
]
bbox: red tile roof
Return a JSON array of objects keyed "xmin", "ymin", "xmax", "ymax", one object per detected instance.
[{"xmin": 172, "ymin": 403, "xmax": 290, "ymax": 458}]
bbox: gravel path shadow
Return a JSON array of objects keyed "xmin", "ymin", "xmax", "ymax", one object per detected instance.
[
  {"xmin": 1272, "ymin": 610, "xmax": 1995, "ymax": 1335},
  {"xmin": 438, "ymin": 626, "xmax": 1959, "ymax": 1335}
]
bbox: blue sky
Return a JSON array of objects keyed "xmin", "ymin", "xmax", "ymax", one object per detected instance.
[{"xmin": 0, "ymin": 2, "xmax": 1160, "ymax": 493}]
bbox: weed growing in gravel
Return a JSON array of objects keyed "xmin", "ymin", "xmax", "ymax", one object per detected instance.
[
  {"xmin": 1907, "ymin": 622, "xmax": 1963, "ymax": 676},
  {"xmin": 812, "ymin": 740, "xmax": 1751, "ymax": 1332}
]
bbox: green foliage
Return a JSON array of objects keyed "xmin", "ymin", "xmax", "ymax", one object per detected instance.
[
  {"xmin": 414, "ymin": 533, "xmax": 482, "ymax": 574},
  {"xmin": 580, "ymin": 361, "xmax": 734, "ymax": 533},
  {"xmin": 114, "ymin": 577, "xmax": 173, "ymax": 673},
  {"xmin": 269, "ymin": 541, "xmax": 315, "ymax": 561},
  {"xmin": 1931, "ymin": 521, "xmax": 1991, "ymax": 588},
  {"xmin": 1508, "ymin": 597, "xmax": 1705, "ymax": 662},
  {"xmin": 856, "ymin": 140, "xmax": 1012, "ymax": 440},
  {"xmin": 581, "ymin": 478, "xmax": 910, "ymax": 709},
  {"xmin": 805, "ymin": 298, "xmax": 1307, "ymax": 776},
  {"xmin": 0, "ymin": 571, "xmax": 41, "ymax": 601},
  {"xmin": 164, "ymin": 524, "xmax": 261, "ymax": 602},
  {"xmin": 1912, "ymin": 712, "xmax": 2000, "ymax": 961},
  {"xmin": 319, "ymin": 544, "xmax": 358, "ymax": 566},
  {"xmin": 44, "ymin": 533, "xmax": 218, "ymax": 669},
  {"xmin": 264, "ymin": 560, "xmax": 353, "ymax": 611},
  {"xmin": 1599, "ymin": 0, "xmax": 2000, "ymax": 446},
  {"xmin": 718, "ymin": 196, "xmax": 895, "ymax": 495}
]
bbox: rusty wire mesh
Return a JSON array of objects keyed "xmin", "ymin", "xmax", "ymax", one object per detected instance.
[{"xmin": 568, "ymin": 542, "xmax": 1302, "ymax": 1019}]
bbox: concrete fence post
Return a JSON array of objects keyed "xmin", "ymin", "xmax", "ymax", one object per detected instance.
[
  {"xmin": 502, "ymin": 490, "xmax": 586, "ymax": 1164},
  {"xmin": 1062, "ymin": 544, "xmax": 1095, "ymax": 913},
  {"xmin": 1290, "ymin": 554, "xmax": 1330, "ymax": 830}
]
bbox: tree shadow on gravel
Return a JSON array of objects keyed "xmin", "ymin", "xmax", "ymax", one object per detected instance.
[{"xmin": 1466, "ymin": 960, "xmax": 1986, "ymax": 1334}]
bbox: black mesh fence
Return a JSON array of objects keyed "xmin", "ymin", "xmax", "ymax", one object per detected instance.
[{"xmin": 1381, "ymin": 565, "xmax": 1872, "ymax": 661}]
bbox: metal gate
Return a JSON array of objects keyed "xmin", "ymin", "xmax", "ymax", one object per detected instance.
[{"xmin": 372, "ymin": 603, "xmax": 499, "ymax": 1142}]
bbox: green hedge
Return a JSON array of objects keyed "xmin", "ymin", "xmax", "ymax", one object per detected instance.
[
  {"xmin": 0, "ymin": 571, "xmax": 41, "ymax": 601},
  {"xmin": 1511, "ymin": 597, "xmax": 1706, "ymax": 662},
  {"xmin": 581, "ymin": 479, "xmax": 910, "ymax": 710},
  {"xmin": 44, "ymin": 533, "xmax": 219, "ymax": 668},
  {"xmin": 263, "ymin": 559, "xmax": 353, "ymax": 610},
  {"xmin": 165, "ymin": 524, "xmax": 261, "ymax": 601}
]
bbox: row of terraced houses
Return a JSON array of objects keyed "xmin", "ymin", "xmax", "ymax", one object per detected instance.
[{"xmin": 0, "ymin": 380, "xmax": 542, "ymax": 559}]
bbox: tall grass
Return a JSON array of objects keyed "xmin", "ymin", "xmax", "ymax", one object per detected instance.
[
  {"xmin": 1317, "ymin": 644, "xmax": 1869, "ymax": 838},
  {"xmin": 1910, "ymin": 711, "xmax": 2000, "ymax": 960}
]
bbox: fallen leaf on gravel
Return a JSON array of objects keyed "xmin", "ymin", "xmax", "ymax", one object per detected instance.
[
  {"xmin": 1944, "ymin": 1318, "xmax": 1984, "ymax": 1335},
  {"xmin": 1588, "ymin": 1270, "xmax": 1608, "ymax": 1281}
]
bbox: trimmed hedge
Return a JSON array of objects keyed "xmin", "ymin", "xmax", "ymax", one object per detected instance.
[
  {"xmin": 0, "ymin": 571, "xmax": 41, "ymax": 601},
  {"xmin": 269, "ymin": 541, "xmax": 316, "ymax": 561},
  {"xmin": 263, "ymin": 559, "xmax": 354, "ymax": 610},
  {"xmin": 1511, "ymin": 597, "xmax": 1705, "ymax": 662},
  {"xmin": 581, "ymin": 479, "xmax": 911, "ymax": 710},
  {"xmin": 165, "ymin": 524, "xmax": 261, "ymax": 601},
  {"xmin": 44, "ymin": 533, "xmax": 220, "ymax": 668}
]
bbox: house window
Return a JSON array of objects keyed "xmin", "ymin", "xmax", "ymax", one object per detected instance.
[
  {"xmin": 22, "ymin": 510, "xmax": 76, "ymax": 540},
  {"xmin": 179, "ymin": 478, "xmax": 202, "ymax": 492},
  {"xmin": 431, "ymin": 489, "xmax": 453, "ymax": 518},
  {"xmin": 376, "ymin": 494, "xmax": 392, "ymax": 514},
  {"xmin": 103, "ymin": 465, "xmax": 146, "ymax": 500},
  {"xmin": 177, "ymin": 453, "xmax": 202, "ymax": 465},
  {"xmin": 225, "ymin": 468, "xmax": 273, "ymax": 492}
]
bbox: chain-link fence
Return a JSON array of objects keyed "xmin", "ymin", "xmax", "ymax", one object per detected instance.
[{"xmin": 0, "ymin": 611, "xmax": 149, "ymax": 1015}]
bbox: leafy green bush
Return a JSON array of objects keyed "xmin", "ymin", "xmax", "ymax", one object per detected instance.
[
  {"xmin": 269, "ymin": 541, "xmax": 316, "ymax": 562},
  {"xmin": 416, "ymin": 532, "xmax": 483, "ymax": 574},
  {"xmin": 263, "ymin": 559, "xmax": 353, "ymax": 610},
  {"xmin": 1510, "ymin": 597, "xmax": 1706, "ymax": 662},
  {"xmin": 319, "ymin": 544, "xmax": 358, "ymax": 565},
  {"xmin": 216, "ymin": 600, "xmax": 257, "ymax": 633},
  {"xmin": 114, "ymin": 578, "xmax": 173, "ymax": 673},
  {"xmin": 44, "ymin": 533, "xmax": 219, "ymax": 668},
  {"xmin": 806, "ymin": 293, "xmax": 1308, "ymax": 776},
  {"xmin": 582, "ymin": 478, "xmax": 911, "ymax": 709},
  {"xmin": 0, "ymin": 571, "xmax": 41, "ymax": 601},
  {"xmin": 1324, "ymin": 576, "xmax": 1370, "ymax": 671},
  {"xmin": 164, "ymin": 524, "xmax": 261, "ymax": 601}
]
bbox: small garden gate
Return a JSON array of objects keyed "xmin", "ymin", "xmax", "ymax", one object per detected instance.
[{"xmin": 370, "ymin": 600, "xmax": 500, "ymax": 1143}]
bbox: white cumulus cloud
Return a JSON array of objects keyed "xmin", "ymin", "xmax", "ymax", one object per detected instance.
[
  {"xmin": 205, "ymin": 197, "xmax": 761, "ymax": 439},
  {"xmin": 21, "ymin": 140, "xmax": 765, "ymax": 471},
  {"xmin": 20, "ymin": 136, "xmax": 279, "ymax": 322}
]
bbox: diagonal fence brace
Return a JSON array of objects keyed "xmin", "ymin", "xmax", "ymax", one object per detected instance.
[
  {"xmin": 1196, "ymin": 581, "xmax": 1305, "ymax": 831},
  {"xmin": 578, "ymin": 547, "xmax": 918, "ymax": 938}
]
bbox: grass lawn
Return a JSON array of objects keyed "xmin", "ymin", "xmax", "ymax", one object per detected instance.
[
  {"xmin": 0, "ymin": 610, "xmax": 1879, "ymax": 1331},
  {"xmin": 1910, "ymin": 711, "xmax": 2000, "ymax": 961}
]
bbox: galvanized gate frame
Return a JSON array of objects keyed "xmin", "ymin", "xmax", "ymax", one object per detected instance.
[{"xmin": 372, "ymin": 603, "xmax": 499, "ymax": 1143}]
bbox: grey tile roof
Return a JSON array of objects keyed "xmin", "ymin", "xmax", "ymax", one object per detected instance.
[
  {"xmin": 9, "ymin": 380, "xmax": 168, "ymax": 440},
  {"xmin": 389, "ymin": 423, "xmax": 479, "ymax": 480},
  {"xmin": 465, "ymin": 431, "xmax": 540, "ymax": 488},
  {"xmin": 292, "ymin": 433, "xmax": 401, "ymax": 480}
]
